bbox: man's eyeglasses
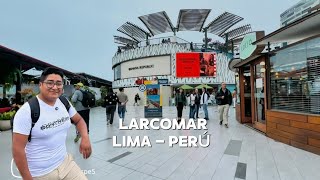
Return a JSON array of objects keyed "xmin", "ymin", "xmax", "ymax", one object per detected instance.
[{"xmin": 43, "ymin": 81, "xmax": 63, "ymax": 88}]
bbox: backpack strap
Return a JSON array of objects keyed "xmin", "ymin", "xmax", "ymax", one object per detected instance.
[
  {"xmin": 27, "ymin": 96, "xmax": 70, "ymax": 142},
  {"xmin": 59, "ymin": 96, "xmax": 71, "ymax": 112},
  {"xmin": 28, "ymin": 97, "xmax": 40, "ymax": 142}
]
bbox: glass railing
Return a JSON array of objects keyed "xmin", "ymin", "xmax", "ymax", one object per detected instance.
[
  {"xmin": 137, "ymin": 36, "xmax": 190, "ymax": 47},
  {"xmin": 115, "ymin": 36, "xmax": 236, "ymax": 58}
]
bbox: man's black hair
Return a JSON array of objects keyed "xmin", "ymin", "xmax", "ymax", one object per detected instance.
[
  {"xmin": 119, "ymin": 87, "xmax": 124, "ymax": 92},
  {"xmin": 108, "ymin": 87, "xmax": 114, "ymax": 93},
  {"xmin": 40, "ymin": 67, "xmax": 64, "ymax": 82}
]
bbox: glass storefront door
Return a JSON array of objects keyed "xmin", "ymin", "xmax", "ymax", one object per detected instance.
[
  {"xmin": 243, "ymin": 65, "xmax": 252, "ymax": 122},
  {"xmin": 253, "ymin": 61, "xmax": 266, "ymax": 132}
]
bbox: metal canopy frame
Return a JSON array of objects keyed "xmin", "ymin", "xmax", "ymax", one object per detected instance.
[
  {"xmin": 139, "ymin": 11, "xmax": 175, "ymax": 36},
  {"xmin": 117, "ymin": 22, "xmax": 151, "ymax": 41},
  {"xmin": 221, "ymin": 24, "xmax": 252, "ymax": 40},
  {"xmin": 0, "ymin": 45, "xmax": 81, "ymax": 78},
  {"xmin": 114, "ymin": 36, "xmax": 138, "ymax": 45},
  {"xmin": 205, "ymin": 12, "xmax": 243, "ymax": 36},
  {"xmin": 176, "ymin": 9, "xmax": 211, "ymax": 32},
  {"xmin": 77, "ymin": 73, "xmax": 112, "ymax": 86}
]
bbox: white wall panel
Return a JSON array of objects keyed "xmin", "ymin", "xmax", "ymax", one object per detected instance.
[{"xmin": 120, "ymin": 56, "xmax": 170, "ymax": 79}]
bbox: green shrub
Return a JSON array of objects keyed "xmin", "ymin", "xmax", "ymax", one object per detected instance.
[
  {"xmin": 0, "ymin": 110, "xmax": 16, "ymax": 120},
  {"xmin": 96, "ymin": 99, "xmax": 104, "ymax": 107},
  {"xmin": 100, "ymin": 86, "xmax": 108, "ymax": 98}
]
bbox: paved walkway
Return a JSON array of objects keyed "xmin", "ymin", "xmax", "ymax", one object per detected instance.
[{"xmin": 1, "ymin": 106, "xmax": 320, "ymax": 180}]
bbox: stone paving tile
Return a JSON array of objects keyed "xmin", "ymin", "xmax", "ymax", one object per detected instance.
[{"xmin": 1, "ymin": 106, "xmax": 318, "ymax": 180}]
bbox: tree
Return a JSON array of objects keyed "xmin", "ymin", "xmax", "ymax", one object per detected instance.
[
  {"xmin": 0, "ymin": 65, "xmax": 22, "ymax": 98},
  {"xmin": 100, "ymin": 86, "xmax": 108, "ymax": 98}
]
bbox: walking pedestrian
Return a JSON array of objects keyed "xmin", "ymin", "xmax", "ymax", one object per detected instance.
[
  {"xmin": 216, "ymin": 82, "xmax": 232, "ymax": 128},
  {"xmin": 71, "ymin": 82, "xmax": 90, "ymax": 143},
  {"xmin": 232, "ymin": 88, "xmax": 237, "ymax": 108},
  {"xmin": 200, "ymin": 87, "xmax": 209, "ymax": 120},
  {"xmin": 105, "ymin": 88, "xmax": 118, "ymax": 125},
  {"xmin": 117, "ymin": 87, "xmax": 128, "ymax": 122},
  {"xmin": 194, "ymin": 88, "xmax": 201, "ymax": 118},
  {"xmin": 175, "ymin": 88, "xmax": 186, "ymax": 123}
]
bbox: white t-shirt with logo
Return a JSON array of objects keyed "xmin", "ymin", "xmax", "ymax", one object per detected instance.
[{"xmin": 13, "ymin": 96, "xmax": 77, "ymax": 177}]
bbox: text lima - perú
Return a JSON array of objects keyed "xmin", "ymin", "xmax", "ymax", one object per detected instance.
[{"xmin": 113, "ymin": 118, "xmax": 210, "ymax": 148}]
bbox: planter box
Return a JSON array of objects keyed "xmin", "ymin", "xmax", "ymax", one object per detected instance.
[{"xmin": 0, "ymin": 120, "xmax": 11, "ymax": 131}]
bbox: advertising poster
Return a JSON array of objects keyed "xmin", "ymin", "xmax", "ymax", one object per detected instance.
[
  {"xmin": 176, "ymin": 52, "xmax": 217, "ymax": 77},
  {"xmin": 144, "ymin": 81, "xmax": 162, "ymax": 118}
]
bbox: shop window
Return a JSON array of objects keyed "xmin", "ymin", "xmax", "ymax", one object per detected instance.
[
  {"xmin": 270, "ymin": 37, "xmax": 320, "ymax": 114},
  {"xmin": 114, "ymin": 65, "xmax": 121, "ymax": 80}
]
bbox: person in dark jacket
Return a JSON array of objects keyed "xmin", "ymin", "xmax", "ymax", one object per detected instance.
[
  {"xmin": 104, "ymin": 88, "xmax": 118, "ymax": 125},
  {"xmin": 175, "ymin": 88, "xmax": 186, "ymax": 123},
  {"xmin": 215, "ymin": 82, "xmax": 232, "ymax": 128},
  {"xmin": 194, "ymin": 88, "xmax": 201, "ymax": 118},
  {"xmin": 134, "ymin": 93, "xmax": 140, "ymax": 106}
]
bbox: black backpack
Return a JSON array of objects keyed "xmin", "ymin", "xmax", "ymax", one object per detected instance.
[
  {"xmin": 11, "ymin": 96, "xmax": 70, "ymax": 142},
  {"xmin": 80, "ymin": 89, "xmax": 96, "ymax": 108}
]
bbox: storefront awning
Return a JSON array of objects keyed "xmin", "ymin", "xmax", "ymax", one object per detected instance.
[
  {"xmin": 253, "ymin": 10, "xmax": 320, "ymax": 45},
  {"xmin": 233, "ymin": 54, "xmax": 265, "ymax": 68},
  {"xmin": 228, "ymin": 58, "xmax": 241, "ymax": 72}
]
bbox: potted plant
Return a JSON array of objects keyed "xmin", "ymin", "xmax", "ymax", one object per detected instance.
[
  {"xmin": 19, "ymin": 88, "xmax": 36, "ymax": 102},
  {"xmin": 0, "ymin": 110, "xmax": 16, "ymax": 131}
]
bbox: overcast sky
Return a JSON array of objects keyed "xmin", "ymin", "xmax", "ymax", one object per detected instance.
[{"xmin": 0, "ymin": 0, "xmax": 300, "ymax": 81}]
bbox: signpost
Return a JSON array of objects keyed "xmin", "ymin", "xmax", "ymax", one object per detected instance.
[
  {"xmin": 144, "ymin": 80, "xmax": 162, "ymax": 118},
  {"xmin": 138, "ymin": 84, "xmax": 146, "ymax": 92},
  {"xmin": 158, "ymin": 79, "xmax": 168, "ymax": 85},
  {"xmin": 239, "ymin": 31, "xmax": 265, "ymax": 60}
]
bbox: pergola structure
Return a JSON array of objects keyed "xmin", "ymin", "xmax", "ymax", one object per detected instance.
[
  {"xmin": 0, "ymin": 45, "xmax": 80, "ymax": 78},
  {"xmin": 76, "ymin": 73, "xmax": 112, "ymax": 88},
  {"xmin": 0, "ymin": 45, "xmax": 83, "ymax": 103},
  {"xmin": 176, "ymin": 9, "xmax": 211, "ymax": 32},
  {"xmin": 114, "ymin": 9, "xmax": 253, "ymax": 51},
  {"xmin": 139, "ymin": 11, "xmax": 175, "ymax": 36},
  {"xmin": 114, "ymin": 35, "xmax": 138, "ymax": 46},
  {"xmin": 117, "ymin": 22, "xmax": 151, "ymax": 42}
]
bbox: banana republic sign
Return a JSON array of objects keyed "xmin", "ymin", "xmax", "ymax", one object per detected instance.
[
  {"xmin": 129, "ymin": 65, "xmax": 154, "ymax": 71},
  {"xmin": 240, "ymin": 31, "xmax": 265, "ymax": 60}
]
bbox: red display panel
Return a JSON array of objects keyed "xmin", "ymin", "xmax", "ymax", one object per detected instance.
[
  {"xmin": 176, "ymin": 53, "xmax": 200, "ymax": 77},
  {"xmin": 176, "ymin": 52, "xmax": 216, "ymax": 78}
]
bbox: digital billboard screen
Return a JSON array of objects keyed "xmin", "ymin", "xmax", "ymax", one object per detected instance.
[{"xmin": 176, "ymin": 52, "xmax": 217, "ymax": 78}]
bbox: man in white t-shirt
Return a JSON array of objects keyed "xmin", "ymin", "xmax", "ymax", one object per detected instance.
[{"xmin": 12, "ymin": 67, "xmax": 92, "ymax": 180}]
